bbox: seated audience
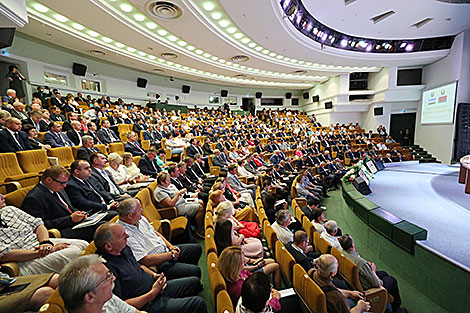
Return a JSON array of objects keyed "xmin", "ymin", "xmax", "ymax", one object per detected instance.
[
  {"xmin": 0, "ymin": 193, "xmax": 88, "ymax": 276},
  {"xmin": 76, "ymin": 135, "xmax": 100, "ymax": 161},
  {"xmin": 66, "ymin": 121, "xmax": 84, "ymax": 146},
  {"xmin": 227, "ymin": 164, "xmax": 257, "ymax": 202},
  {"xmin": 286, "ymin": 231, "xmax": 320, "ymax": 272},
  {"xmin": 125, "ymin": 131, "xmax": 146, "ymax": 156},
  {"xmin": 89, "ymin": 152, "xmax": 130, "ymax": 200},
  {"xmin": 214, "ymin": 219, "xmax": 263, "ymax": 258},
  {"xmin": 44, "ymin": 122, "xmax": 74, "ymax": 147},
  {"xmin": 213, "ymin": 200, "xmax": 260, "ymax": 238},
  {"xmin": 22, "ymin": 123, "xmax": 51, "ymax": 150},
  {"xmin": 0, "ymin": 117, "xmax": 32, "ymax": 152},
  {"xmin": 210, "ymin": 189, "xmax": 257, "ymax": 222},
  {"xmin": 97, "ymin": 119, "xmax": 121, "ymax": 145},
  {"xmin": 322, "ymin": 220, "xmax": 341, "ymax": 249},
  {"xmin": 106, "ymin": 152, "xmax": 151, "ymax": 193},
  {"xmin": 94, "ymin": 223, "xmax": 207, "ymax": 313}
]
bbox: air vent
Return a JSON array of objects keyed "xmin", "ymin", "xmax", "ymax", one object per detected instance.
[
  {"xmin": 147, "ymin": 1, "xmax": 183, "ymax": 20},
  {"xmin": 292, "ymin": 70, "xmax": 308, "ymax": 75},
  {"xmin": 88, "ymin": 49, "xmax": 106, "ymax": 56},
  {"xmin": 370, "ymin": 10, "xmax": 395, "ymax": 24},
  {"xmin": 411, "ymin": 18, "xmax": 433, "ymax": 29},
  {"xmin": 344, "ymin": 0, "xmax": 358, "ymax": 5},
  {"xmin": 230, "ymin": 55, "xmax": 250, "ymax": 63},
  {"xmin": 160, "ymin": 52, "xmax": 178, "ymax": 59},
  {"xmin": 234, "ymin": 74, "xmax": 247, "ymax": 78},
  {"xmin": 436, "ymin": 0, "xmax": 470, "ymax": 3}
]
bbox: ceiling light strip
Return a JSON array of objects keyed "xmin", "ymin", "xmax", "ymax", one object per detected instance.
[
  {"xmin": 184, "ymin": 0, "xmax": 378, "ymax": 71},
  {"xmin": 25, "ymin": 2, "xmax": 313, "ymax": 88},
  {"xmin": 90, "ymin": 0, "xmax": 326, "ymax": 82}
]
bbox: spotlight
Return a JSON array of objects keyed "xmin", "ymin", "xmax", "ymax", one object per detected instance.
[
  {"xmin": 366, "ymin": 44, "xmax": 373, "ymax": 52},
  {"xmin": 313, "ymin": 28, "xmax": 319, "ymax": 35},
  {"xmin": 330, "ymin": 36, "xmax": 335, "ymax": 43},
  {"xmin": 283, "ymin": 0, "xmax": 292, "ymax": 9},
  {"xmin": 340, "ymin": 39, "xmax": 348, "ymax": 47},
  {"xmin": 321, "ymin": 33, "xmax": 328, "ymax": 41},
  {"xmin": 405, "ymin": 44, "xmax": 414, "ymax": 52},
  {"xmin": 350, "ymin": 41, "xmax": 356, "ymax": 47},
  {"xmin": 359, "ymin": 41, "xmax": 368, "ymax": 48},
  {"xmin": 306, "ymin": 23, "xmax": 313, "ymax": 32},
  {"xmin": 400, "ymin": 42, "xmax": 407, "ymax": 48}
]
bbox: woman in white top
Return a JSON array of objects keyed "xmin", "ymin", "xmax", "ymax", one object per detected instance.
[{"xmin": 106, "ymin": 153, "xmax": 152, "ymax": 192}]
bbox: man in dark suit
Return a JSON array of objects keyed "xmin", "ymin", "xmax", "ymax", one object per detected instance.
[
  {"xmin": 21, "ymin": 165, "xmax": 116, "ymax": 242},
  {"xmin": 50, "ymin": 92, "xmax": 64, "ymax": 111},
  {"xmin": 65, "ymin": 160, "xmax": 119, "ymax": 214},
  {"xmin": 301, "ymin": 198, "xmax": 322, "ymax": 221},
  {"xmin": 97, "ymin": 119, "xmax": 121, "ymax": 145},
  {"xmin": 124, "ymin": 131, "xmax": 145, "ymax": 156},
  {"xmin": 75, "ymin": 92, "xmax": 86, "ymax": 103},
  {"xmin": 138, "ymin": 147, "xmax": 162, "ymax": 178},
  {"xmin": 22, "ymin": 110, "xmax": 49, "ymax": 132},
  {"xmin": 76, "ymin": 135, "xmax": 100, "ymax": 161},
  {"xmin": 89, "ymin": 152, "xmax": 129, "ymax": 200},
  {"xmin": 108, "ymin": 110, "xmax": 124, "ymax": 126},
  {"xmin": 285, "ymin": 231, "xmax": 321, "ymax": 272},
  {"xmin": 0, "ymin": 117, "xmax": 32, "ymax": 152},
  {"xmin": 142, "ymin": 125, "xmax": 159, "ymax": 147},
  {"xmin": 212, "ymin": 149, "xmax": 228, "ymax": 168},
  {"xmin": 186, "ymin": 138, "xmax": 202, "ymax": 158},
  {"xmin": 66, "ymin": 120, "xmax": 84, "ymax": 146},
  {"xmin": 85, "ymin": 121, "xmax": 103, "ymax": 145},
  {"xmin": 10, "ymin": 102, "xmax": 29, "ymax": 121},
  {"xmin": 44, "ymin": 122, "xmax": 74, "ymax": 148},
  {"xmin": 50, "ymin": 106, "xmax": 66, "ymax": 122},
  {"xmin": 132, "ymin": 118, "xmax": 146, "ymax": 135}
]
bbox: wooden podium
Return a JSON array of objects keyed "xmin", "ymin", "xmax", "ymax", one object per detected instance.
[{"xmin": 458, "ymin": 155, "xmax": 470, "ymax": 193}]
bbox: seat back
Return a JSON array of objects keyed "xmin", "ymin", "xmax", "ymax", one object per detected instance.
[
  {"xmin": 205, "ymin": 228, "xmax": 217, "ymax": 256},
  {"xmin": 141, "ymin": 139, "xmax": 150, "ymax": 151},
  {"xmin": 302, "ymin": 216, "xmax": 315, "ymax": 242},
  {"xmin": 331, "ymin": 247, "xmax": 363, "ymax": 292},
  {"xmin": 47, "ymin": 147, "xmax": 75, "ymax": 168},
  {"xmin": 38, "ymin": 288, "xmax": 65, "ymax": 313},
  {"xmin": 209, "ymin": 262, "xmax": 227, "ymax": 308},
  {"xmin": 262, "ymin": 220, "xmax": 278, "ymax": 254},
  {"xmin": 275, "ymin": 240, "xmax": 296, "ymax": 284},
  {"xmin": 108, "ymin": 142, "xmax": 125, "ymax": 155},
  {"xmin": 314, "ymin": 231, "xmax": 332, "ymax": 255},
  {"xmin": 135, "ymin": 188, "xmax": 162, "ymax": 223},
  {"xmin": 258, "ymin": 208, "xmax": 268, "ymax": 225},
  {"xmin": 217, "ymin": 290, "xmax": 234, "ymax": 313},
  {"xmin": 94, "ymin": 144, "xmax": 107, "ymax": 155},
  {"xmin": 5, "ymin": 185, "xmax": 35, "ymax": 208},
  {"xmin": 133, "ymin": 155, "xmax": 141, "ymax": 166},
  {"xmin": 295, "ymin": 197, "xmax": 307, "ymax": 209},
  {"xmin": 71, "ymin": 146, "xmax": 80, "ymax": 159},
  {"xmin": 0, "ymin": 153, "xmax": 24, "ymax": 180},
  {"xmin": 291, "ymin": 176, "xmax": 298, "ymax": 198},
  {"xmin": 205, "ymin": 211, "xmax": 214, "ymax": 230},
  {"xmin": 16, "ymin": 149, "xmax": 50, "ymax": 174},
  {"xmin": 292, "ymin": 264, "xmax": 328, "ymax": 313}
]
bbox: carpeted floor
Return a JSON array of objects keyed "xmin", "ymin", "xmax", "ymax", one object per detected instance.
[{"xmin": 363, "ymin": 162, "xmax": 470, "ymax": 268}]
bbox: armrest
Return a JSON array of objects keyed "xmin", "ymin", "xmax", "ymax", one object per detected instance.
[
  {"xmin": 152, "ymin": 219, "xmax": 171, "ymax": 240},
  {"xmin": 48, "ymin": 228, "xmax": 62, "ymax": 238},
  {"xmin": 364, "ymin": 286, "xmax": 388, "ymax": 313},
  {"xmin": 157, "ymin": 207, "xmax": 177, "ymax": 219},
  {"xmin": 1, "ymin": 262, "xmax": 20, "ymax": 276},
  {"xmin": 4, "ymin": 172, "xmax": 38, "ymax": 181},
  {"xmin": 4, "ymin": 181, "xmax": 21, "ymax": 193},
  {"xmin": 238, "ymin": 176, "xmax": 248, "ymax": 184}
]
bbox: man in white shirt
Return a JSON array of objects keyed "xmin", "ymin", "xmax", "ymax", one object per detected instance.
[
  {"xmin": 322, "ymin": 220, "xmax": 341, "ymax": 249},
  {"xmin": 270, "ymin": 210, "xmax": 294, "ymax": 245}
]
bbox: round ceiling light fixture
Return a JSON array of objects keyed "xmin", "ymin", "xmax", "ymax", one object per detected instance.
[
  {"xmin": 160, "ymin": 52, "xmax": 178, "ymax": 59},
  {"xmin": 230, "ymin": 55, "xmax": 250, "ymax": 63},
  {"xmin": 147, "ymin": 1, "xmax": 183, "ymax": 20}
]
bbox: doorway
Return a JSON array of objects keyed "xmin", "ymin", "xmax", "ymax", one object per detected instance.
[{"xmin": 390, "ymin": 113, "xmax": 416, "ymax": 146}]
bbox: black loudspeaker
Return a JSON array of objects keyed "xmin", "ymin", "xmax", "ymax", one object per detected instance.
[
  {"xmin": 0, "ymin": 28, "xmax": 15, "ymax": 49},
  {"xmin": 72, "ymin": 63, "xmax": 87, "ymax": 76},
  {"xmin": 352, "ymin": 177, "xmax": 372, "ymax": 195},
  {"xmin": 285, "ymin": 92, "xmax": 292, "ymax": 99},
  {"xmin": 374, "ymin": 107, "xmax": 383, "ymax": 116},
  {"xmin": 312, "ymin": 95, "xmax": 320, "ymax": 102},
  {"xmin": 155, "ymin": 94, "xmax": 160, "ymax": 99},
  {"xmin": 255, "ymin": 92, "xmax": 262, "ymax": 99},
  {"xmin": 302, "ymin": 92, "xmax": 309, "ymax": 99},
  {"xmin": 221, "ymin": 90, "xmax": 228, "ymax": 97},
  {"xmin": 325, "ymin": 101, "xmax": 333, "ymax": 109},
  {"xmin": 182, "ymin": 85, "xmax": 190, "ymax": 94},
  {"xmin": 175, "ymin": 95, "xmax": 179, "ymax": 101},
  {"xmin": 453, "ymin": 103, "xmax": 470, "ymax": 161},
  {"xmin": 137, "ymin": 78, "xmax": 147, "ymax": 88}
]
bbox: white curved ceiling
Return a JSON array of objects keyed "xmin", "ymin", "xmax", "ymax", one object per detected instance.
[{"xmin": 13, "ymin": 0, "xmax": 470, "ymax": 89}]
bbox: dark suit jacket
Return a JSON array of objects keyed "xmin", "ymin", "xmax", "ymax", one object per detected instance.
[
  {"xmin": 21, "ymin": 183, "xmax": 76, "ymax": 230},
  {"xmin": 186, "ymin": 145, "xmax": 200, "ymax": 158},
  {"xmin": 202, "ymin": 143, "xmax": 213, "ymax": 156},
  {"xmin": 137, "ymin": 155, "xmax": 161, "ymax": 178},
  {"xmin": 132, "ymin": 123, "xmax": 145, "ymax": 134},
  {"xmin": 44, "ymin": 131, "xmax": 74, "ymax": 147},
  {"xmin": 97, "ymin": 128, "xmax": 120, "ymax": 145},
  {"xmin": 65, "ymin": 176, "xmax": 112, "ymax": 213},
  {"xmin": 89, "ymin": 167, "xmax": 124, "ymax": 197},
  {"xmin": 125, "ymin": 141, "xmax": 145, "ymax": 156},
  {"xmin": 212, "ymin": 155, "xmax": 227, "ymax": 167},
  {"xmin": 66, "ymin": 129, "xmax": 84, "ymax": 146},
  {"xmin": 0, "ymin": 129, "xmax": 32, "ymax": 152},
  {"xmin": 86, "ymin": 131, "xmax": 103, "ymax": 145},
  {"xmin": 286, "ymin": 242, "xmax": 314, "ymax": 272},
  {"xmin": 10, "ymin": 109, "xmax": 29, "ymax": 121},
  {"xmin": 77, "ymin": 146, "xmax": 100, "ymax": 161},
  {"xmin": 170, "ymin": 177, "xmax": 185, "ymax": 190},
  {"xmin": 301, "ymin": 205, "xmax": 316, "ymax": 221},
  {"xmin": 50, "ymin": 113, "xmax": 66, "ymax": 122},
  {"xmin": 22, "ymin": 118, "xmax": 49, "ymax": 132},
  {"xmin": 50, "ymin": 96, "xmax": 64, "ymax": 110}
]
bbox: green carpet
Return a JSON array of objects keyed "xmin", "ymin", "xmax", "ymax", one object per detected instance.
[
  {"xmin": 322, "ymin": 189, "xmax": 451, "ymax": 313},
  {"xmin": 198, "ymin": 238, "xmax": 216, "ymax": 313}
]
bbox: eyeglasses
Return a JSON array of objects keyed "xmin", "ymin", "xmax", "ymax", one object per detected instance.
[
  {"xmin": 94, "ymin": 270, "xmax": 114, "ymax": 289},
  {"xmin": 51, "ymin": 177, "xmax": 68, "ymax": 185}
]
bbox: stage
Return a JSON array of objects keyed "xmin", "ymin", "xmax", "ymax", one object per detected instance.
[{"xmin": 364, "ymin": 161, "xmax": 470, "ymax": 269}]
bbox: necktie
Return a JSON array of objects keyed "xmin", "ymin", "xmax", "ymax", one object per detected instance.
[
  {"xmin": 133, "ymin": 142, "xmax": 144, "ymax": 153},
  {"xmin": 94, "ymin": 132, "xmax": 102, "ymax": 144},
  {"xmin": 84, "ymin": 180, "xmax": 105, "ymax": 204},
  {"xmin": 14, "ymin": 132, "xmax": 24, "ymax": 150},
  {"xmin": 55, "ymin": 192, "xmax": 73, "ymax": 213},
  {"xmin": 106, "ymin": 129, "xmax": 115, "ymax": 141},
  {"xmin": 57, "ymin": 133, "xmax": 66, "ymax": 146}
]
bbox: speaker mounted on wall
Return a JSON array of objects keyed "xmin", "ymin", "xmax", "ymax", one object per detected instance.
[
  {"xmin": 312, "ymin": 95, "xmax": 320, "ymax": 102},
  {"xmin": 72, "ymin": 63, "xmax": 87, "ymax": 76},
  {"xmin": 285, "ymin": 92, "xmax": 292, "ymax": 99},
  {"xmin": 325, "ymin": 101, "xmax": 333, "ymax": 109},
  {"xmin": 302, "ymin": 92, "xmax": 309, "ymax": 99},
  {"xmin": 137, "ymin": 78, "xmax": 148, "ymax": 88},
  {"xmin": 221, "ymin": 90, "xmax": 228, "ymax": 97},
  {"xmin": 255, "ymin": 92, "xmax": 262, "ymax": 99},
  {"xmin": 374, "ymin": 107, "xmax": 384, "ymax": 116},
  {"xmin": 182, "ymin": 85, "xmax": 191, "ymax": 94},
  {"xmin": 0, "ymin": 28, "xmax": 15, "ymax": 49}
]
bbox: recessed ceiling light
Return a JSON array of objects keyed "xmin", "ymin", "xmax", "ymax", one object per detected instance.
[
  {"xmin": 88, "ymin": 30, "xmax": 99, "ymax": 37},
  {"xmin": 134, "ymin": 14, "xmax": 145, "ymax": 21},
  {"xmin": 115, "ymin": 42, "xmax": 125, "ymax": 48},
  {"xmin": 234, "ymin": 33, "xmax": 243, "ymax": 39},
  {"xmin": 219, "ymin": 20, "xmax": 230, "ymax": 27},
  {"xmin": 157, "ymin": 29, "xmax": 167, "ymax": 36},
  {"xmin": 167, "ymin": 35, "xmax": 177, "ymax": 41},
  {"xmin": 248, "ymin": 43, "xmax": 256, "ymax": 48},
  {"xmin": 146, "ymin": 22, "xmax": 157, "ymax": 29},
  {"xmin": 177, "ymin": 41, "xmax": 187, "ymax": 47},
  {"xmin": 89, "ymin": 49, "xmax": 106, "ymax": 56},
  {"xmin": 120, "ymin": 4, "xmax": 132, "ymax": 12},
  {"xmin": 203, "ymin": 2, "xmax": 215, "ymax": 11},
  {"xmin": 127, "ymin": 47, "xmax": 136, "ymax": 52},
  {"xmin": 33, "ymin": 3, "xmax": 48, "ymax": 13},
  {"xmin": 148, "ymin": 55, "xmax": 156, "ymax": 60},
  {"xmin": 72, "ymin": 23, "xmax": 85, "ymax": 30},
  {"xmin": 203, "ymin": 53, "xmax": 211, "ymax": 58},
  {"xmin": 211, "ymin": 12, "xmax": 222, "ymax": 20},
  {"xmin": 102, "ymin": 37, "xmax": 113, "ymax": 43},
  {"xmin": 227, "ymin": 27, "xmax": 237, "ymax": 34},
  {"xmin": 137, "ymin": 51, "xmax": 147, "ymax": 56},
  {"xmin": 187, "ymin": 45, "xmax": 195, "ymax": 51},
  {"xmin": 54, "ymin": 14, "xmax": 68, "ymax": 23},
  {"xmin": 195, "ymin": 49, "xmax": 203, "ymax": 55}
]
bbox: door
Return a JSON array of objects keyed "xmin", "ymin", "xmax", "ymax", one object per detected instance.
[{"xmin": 390, "ymin": 113, "xmax": 416, "ymax": 146}]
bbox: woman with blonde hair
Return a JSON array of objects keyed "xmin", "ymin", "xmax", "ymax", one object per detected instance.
[
  {"xmin": 209, "ymin": 188, "xmax": 256, "ymax": 222},
  {"xmin": 212, "ymin": 200, "xmax": 260, "ymax": 238},
  {"xmin": 105, "ymin": 152, "xmax": 151, "ymax": 193},
  {"xmin": 218, "ymin": 246, "xmax": 282, "ymax": 310},
  {"xmin": 121, "ymin": 152, "xmax": 148, "ymax": 180}
]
